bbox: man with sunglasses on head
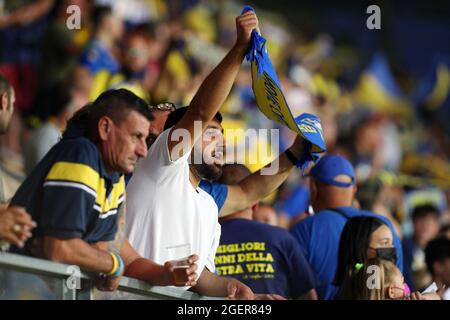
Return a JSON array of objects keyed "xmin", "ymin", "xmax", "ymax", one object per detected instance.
[
  {"xmin": 146, "ymin": 102, "xmax": 176, "ymax": 148},
  {"xmin": 125, "ymin": 10, "xmax": 308, "ymax": 299}
]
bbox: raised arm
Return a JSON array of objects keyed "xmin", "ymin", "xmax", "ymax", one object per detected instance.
[{"xmin": 167, "ymin": 11, "xmax": 259, "ymax": 160}]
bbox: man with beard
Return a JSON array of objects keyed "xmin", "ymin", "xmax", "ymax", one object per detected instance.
[{"xmin": 125, "ymin": 10, "xmax": 305, "ymax": 299}]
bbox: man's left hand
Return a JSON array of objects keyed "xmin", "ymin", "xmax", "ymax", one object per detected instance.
[
  {"xmin": 95, "ymin": 274, "xmax": 122, "ymax": 292},
  {"xmin": 226, "ymin": 279, "xmax": 254, "ymax": 300}
]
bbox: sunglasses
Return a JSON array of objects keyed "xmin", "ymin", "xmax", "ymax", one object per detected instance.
[{"xmin": 148, "ymin": 102, "xmax": 176, "ymax": 112}]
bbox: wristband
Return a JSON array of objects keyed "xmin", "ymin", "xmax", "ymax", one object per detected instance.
[
  {"xmin": 108, "ymin": 253, "xmax": 124, "ymax": 279},
  {"xmin": 105, "ymin": 251, "xmax": 119, "ymax": 276}
]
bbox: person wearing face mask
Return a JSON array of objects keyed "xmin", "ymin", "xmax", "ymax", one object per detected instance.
[
  {"xmin": 334, "ymin": 216, "xmax": 401, "ymax": 295},
  {"xmin": 291, "ymin": 155, "xmax": 403, "ymax": 300},
  {"xmin": 334, "ymin": 217, "xmax": 441, "ymax": 300}
]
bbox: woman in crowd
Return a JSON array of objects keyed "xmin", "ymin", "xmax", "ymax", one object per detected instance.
[{"xmin": 334, "ymin": 216, "xmax": 441, "ymax": 300}]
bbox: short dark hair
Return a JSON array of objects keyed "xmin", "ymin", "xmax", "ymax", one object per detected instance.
[
  {"xmin": 65, "ymin": 89, "xmax": 152, "ymax": 139},
  {"xmin": 163, "ymin": 106, "xmax": 223, "ymax": 131},
  {"xmin": 92, "ymin": 5, "xmax": 113, "ymax": 30},
  {"xmin": 334, "ymin": 216, "xmax": 387, "ymax": 286},
  {"xmin": 411, "ymin": 204, "xmax": 440, "ymax": 221},
  {"xmin": 425, "ymin": 237, "xmax": 450, "ymax": 276}
]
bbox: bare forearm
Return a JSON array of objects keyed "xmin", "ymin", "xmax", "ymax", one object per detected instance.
[
  {"xmin": 123, "ymin": 257, "xmax": 170, "ymax": 286},
  {"xmin": 120, "ymin": 238, "xmax": 171, "ymax": 286},
  {"xmin": 189, "ymin": 44, "xmax": 247, "ymax": 122},
  {"xmin": 41, "ymin": 237, "xmax": 113, "ymax": 274},
  {"xmin": 220, "ymin": 137, "xmax": 304, "ymax": 217},
  {"xmin": 240, "ymin": 152, "xmax": 294, "ymax": 204}
]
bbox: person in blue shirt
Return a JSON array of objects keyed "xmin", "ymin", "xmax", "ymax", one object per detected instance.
[
  {"xmin": 277, "ymin": 183, "xmax": 310, "ymax": 229},
  {"xmin": 402, "ymin": 204, "xmax": 441, "ymax": 291},
  {"xmin": 290, "ymin": 154, "xmax": 403, "ymax": 300},
  {"xmin": 78, "ymin": 5, "xmax": 123, "ymax": 74},
  {"xmin": 212, "ymin": 164, "xmax": 318, "ymax": 300}
]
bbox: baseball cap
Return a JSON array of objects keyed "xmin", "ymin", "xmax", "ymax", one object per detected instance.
[{"xmin": 309, "ymin": 154, "xmax": 356, "ymax": 188}]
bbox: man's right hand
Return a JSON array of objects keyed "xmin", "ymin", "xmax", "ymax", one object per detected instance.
[
  {"xmin": 95, "ymin": 274, "xmax": 123, "ymax": 292},
  {"xmin": 163, "ymin": 254, "xmax": 199, "ymax": 287},
  {"xmin": 234, "ymin": 11, "xmax": 259, "ymax": 50},
  {"xmin": 0, "ymin": 206, "xmax": 36, "ymax": 247}
]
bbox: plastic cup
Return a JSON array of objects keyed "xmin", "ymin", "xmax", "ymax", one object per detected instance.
[{"xmin": 166, "ymin": 244, "xmax": 191, "ymax": 285}]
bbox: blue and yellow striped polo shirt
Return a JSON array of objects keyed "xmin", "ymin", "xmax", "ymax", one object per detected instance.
[{"xmin": 11, "ymin": 135, "xmax": 125, "ymax": 244}]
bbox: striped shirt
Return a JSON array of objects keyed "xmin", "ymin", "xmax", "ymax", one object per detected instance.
[{"xmin": 11, "ymin": 135, "xmax": 124, "ymax": 244}]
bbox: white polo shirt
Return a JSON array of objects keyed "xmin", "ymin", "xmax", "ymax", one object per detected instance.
[{"xmin": 126, "ymin": 129, "xmax": 221, "ymax": 279}]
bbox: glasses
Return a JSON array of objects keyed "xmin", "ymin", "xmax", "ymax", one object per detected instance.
[{"xmin": 148, "ymin": 102, "xmax": 176, "ymax": 112}]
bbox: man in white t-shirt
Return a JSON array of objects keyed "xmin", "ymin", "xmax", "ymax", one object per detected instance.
[{"xmin": 126, "ymin": 11, "xmax": 305, "ymax": 299}]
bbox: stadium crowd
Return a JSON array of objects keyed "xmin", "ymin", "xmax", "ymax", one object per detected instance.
[{"xmin": 0, "ymin": 0, "xmax": 449, "ymax": 300}]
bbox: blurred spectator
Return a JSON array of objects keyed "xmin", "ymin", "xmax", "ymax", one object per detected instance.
[
  {"xmin": 24, "ymin": 85, "xmax": 81, "ymax": 175},
  {"xmin": 0, "ymin": 73, "xmax": 25, "ymax": 200},
  {"xmin": 94, "ymin": 26, "xmax": 154, "ymax": 102},
  {"xmin": 351, "ymin": 112, "xmax": 385, "ymax": 182},
  {"xmin": 277, "ymin": 182, "xmax": 309, "ymax": 229},
  {"xmin": 79, "ymin": 4, "xmax": 123, "ymax": 74},
  {"xmin": 425, "ymin": 237, "xmax": 450, "ymax": 300},
  {"xmin": 78, "ymin": 5, "xmax": 124, "ymax": 99},
  {"xmin": 39, "ymin": 0, "xmax": 92, "ymax": 92},
  {"xmin": 0, "ymin": 74, "xmax": 15, "ymax": 149},
  {"xmin": 402, "ymin": 204, "xmax": 441, "ymax": 291},
  {"xmin": 252, "ymin": 203, "xmax": 279, "ymax": 227},
  {"xmin": 0, "ymin": 0, "xmax": 55, "ymax": 161},
  {"xmin": 0, "ymin": 0, "xmax": 55, "ymax": 111},
  {"xmin": 290, "ymin": 154, "xmax": 403, "ymax": 300},
  {"xmin": 356, "ymin": 177, "xmax": 403, "ymax": 239},
  {"xmin": 0, "ymin": 75, "xmax": 35, "ymax": 250},
  {"xmin": 112, "ymin": 28, "xmax": 152, "ymax": 100}
]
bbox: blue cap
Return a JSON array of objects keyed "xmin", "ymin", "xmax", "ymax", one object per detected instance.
[{"xmin": 309, "ymin": 155, "xmax": 356, "ymax": 188}]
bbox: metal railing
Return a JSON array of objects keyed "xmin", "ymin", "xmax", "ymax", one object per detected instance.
[{"xmin": 0, "ymin": 252, "xmax": 217, "ymax": 300}]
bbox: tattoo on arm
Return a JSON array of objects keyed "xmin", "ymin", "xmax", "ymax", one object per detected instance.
[{"xmin": 108, "ymin": 196, "xmax": 127, "ymax": 254}]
